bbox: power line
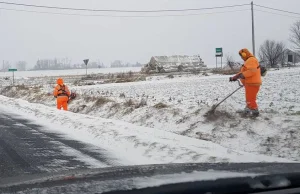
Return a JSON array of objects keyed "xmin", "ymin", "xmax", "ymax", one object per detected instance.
[
  {"xmin": 254, "ymin": 4, "xmax": 300, "ymax": 16},
  {"xmin": 255, "ymin": 9, "xmax": 300, "ymax": 19},
  {"xmin": 0, "ymin": 7, "xmax": 250, "ymax": 17},
  {"xmin": 0, "ymin": 1, "xmax": 249, "ymax": 13}
]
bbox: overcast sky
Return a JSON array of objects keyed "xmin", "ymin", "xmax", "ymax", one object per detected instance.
[{"xmin": 0, "ymin": 0, "xmax": 299, "ymax": 68}]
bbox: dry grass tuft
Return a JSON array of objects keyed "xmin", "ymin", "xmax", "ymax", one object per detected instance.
[
  {"xmin": 124, "ymin": 99, "xmax": 135, "ymax": 107},
  {"xmin": 119, "ymin": 93, "xmax": 126, "ymax": 98},
  {"xmin": 110, "ymin": 102, "xmax": 121, "ymax": 110},
  {"xmin": 123, "ymin": 107, "xmax": 134, "ymax": 115}
]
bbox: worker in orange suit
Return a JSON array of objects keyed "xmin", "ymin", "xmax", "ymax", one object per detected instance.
[
  {"xmin": 53, "ymin": 78, "xmax": 70, "ymax": 111},
  {"xmin": 229, "ymin": 48, "xmax": 262, "ymax": 117}
]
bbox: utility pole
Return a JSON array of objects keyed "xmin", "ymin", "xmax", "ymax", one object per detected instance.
[{"xmin": 251, "ymin": 1, "xmax": 256, "ymax": 56}]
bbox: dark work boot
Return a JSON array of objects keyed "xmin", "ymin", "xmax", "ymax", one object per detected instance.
[{"xmin": 250, "ymin": 109, "xmax": 260, "ymax": 117}]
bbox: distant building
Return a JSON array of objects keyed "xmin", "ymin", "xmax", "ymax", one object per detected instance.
[
  {"xmin": 259, "ymin": 49, "xmax": 300, "ymax": 68},
  {"xmin": 142, "ymin": 55, "xmax": 206, "ymax": 73},
  {"xmin": 283, "ymin": 49, "xmax": 300, "ymax": 66}
]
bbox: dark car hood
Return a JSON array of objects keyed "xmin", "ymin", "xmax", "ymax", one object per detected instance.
[{"xmin": 1, "ymin": 163, "xmax": 300, "ymax": 193}]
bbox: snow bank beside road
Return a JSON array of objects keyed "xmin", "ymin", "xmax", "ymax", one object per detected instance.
[{"xmin": 0, "ymin": 96, "xmax": 292, "ymax": 164}]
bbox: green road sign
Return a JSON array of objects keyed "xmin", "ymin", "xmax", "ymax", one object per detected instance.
[
  {"xmin": 216, "ymin": 48, "xmax": 223, "ymax": 53},
  {"xmin": 215, "ymin": 48, "xmax": 223, "ymax": 57},
  {"xmin": 8, "ymin": 69, "xmax": 17, "ymax": 72}
]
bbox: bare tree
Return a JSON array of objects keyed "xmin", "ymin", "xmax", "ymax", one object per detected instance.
[
  {"xmin": 290, "ymin": 20, "xmax": 300, "ymax": 51},
  {"xmin": 16, "ymin": 61, "xmax": 27, "ymax": 71},
  {"xmin": 259, "ymin": 40, "xmax": 286, "ymax": 68},
  {"xmin": 1, "ymin": 61, "xmax": 11, "ymax": 72},
  {"xmin": 34, "ymin": 58, "xmax": 73, "ymax": 70},
  {"xmin": 110, "ymin": 60, "xmax": 123, "ymax": 68},
  {"xmin": 225, "ymin": 55, "xmax": 242, "ymax": 70},
  {"xmin": 225, "ymin": 55, "xmax": 235, "ymax": 70}
]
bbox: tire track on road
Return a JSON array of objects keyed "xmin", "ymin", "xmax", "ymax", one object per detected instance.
[
  {"xmin": 0, "ymin": 139, "xmax": 33, "ymax": 169},
  {"xmin": 0, "ymin": 113, "xmax": 117, "ymax": 178}
]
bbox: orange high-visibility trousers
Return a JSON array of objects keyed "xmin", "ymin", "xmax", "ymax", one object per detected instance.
[
  {"xmin": 245, "ymin": 85, "xmax": 260, "ymax": 110},
  {"xmin": 57, "ymin": 96, "xmax": 69, "ymax": 111}
]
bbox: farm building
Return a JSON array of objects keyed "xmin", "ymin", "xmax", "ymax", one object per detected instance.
[{"xmin": 142, "ymin": 55, "xmax": 206, "ymax": 73}]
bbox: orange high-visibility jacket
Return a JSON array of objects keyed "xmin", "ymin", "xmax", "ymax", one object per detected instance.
[
  {"xmin": 53, "ymin": 78, "xmax": 70, "ymax": 97},
  {"xmin": 237, "ymin": 49, "xmax": 262, "ymax": 86}
]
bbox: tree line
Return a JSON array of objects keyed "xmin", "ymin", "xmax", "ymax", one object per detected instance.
[
  {"xmin": 110, "ymin": 60, "xmax": 143, "ymax": 68},
  {"xmin": 1, "ymin": 61, "xmax": 27, "ymax": 72},
  {"xmin": 0, "ymin": 59, "xmax": 143, "ymax": 72},
  {"xmin": 33, "ymin": 58, "xmax": 105, "ymax": 70},
  {"xmin": 227, "ymin": 20, "xmax": 300, "ymax": 68}
]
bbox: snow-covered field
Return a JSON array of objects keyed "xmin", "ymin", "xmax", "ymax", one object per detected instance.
[
  {"xmin": 0, "ymin": 67, "xmax": 300, "ymax": 163},
  {"xmin": 0, "ymin": 67, "xmax": 141, "ymax": 78}
]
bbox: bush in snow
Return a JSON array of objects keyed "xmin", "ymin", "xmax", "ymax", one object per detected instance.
[
  {"xmin": 154, "ymin": 102, "xmax": 168, "ymax": 109},
  {"xmin": 202, "ymin": 72, "xmax": 209, "ymax": 76},
  {"xmin": 94, "ymin": 97, "xmax": 113, "ymax": 107},
  {"xmin": 167, "ymin": 74, "xmax": 174, "ymax": 79},
  {"xmin": 119, "ymin": 93, "xmax": 126, "ymax": 98},
  {"xmin": 291, "ymin": 111, "xmax": 300, "ymax": 115},
  {"xmin": 136, "ymin": 98, "xmax": 147, "ymax": 108},
  {"xmin": 128, "ymin": 71, "xmax": 134, "ymax": 77},
  {"xmin": 177, "ymin": 65, "xmax": 184, "ymax": 72},
  {"xmin": 116, "ymin": 73, "xmax": 125, "ymax": 79},
  {"xmin": 191, "ymin": 69, "xmax": 200, "ymax": 75}
]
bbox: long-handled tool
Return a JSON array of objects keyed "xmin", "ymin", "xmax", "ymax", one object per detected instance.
[{"xmin": 205, "ymin": 80, "xmax": 243, "ymax": 115}]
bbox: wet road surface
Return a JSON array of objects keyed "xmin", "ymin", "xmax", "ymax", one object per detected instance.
[{"xmin": 0, "ymin": 112, "xmax": 114, "ymax": 179}]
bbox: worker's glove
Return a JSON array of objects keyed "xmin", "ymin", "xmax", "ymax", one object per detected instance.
[
  {"xmin": 229, "ymin": 77, "xmax": 238, "ymax": 82},
  {"xmin": 229, "ymin": 73, "xmax": 243, "ymax": 82}
]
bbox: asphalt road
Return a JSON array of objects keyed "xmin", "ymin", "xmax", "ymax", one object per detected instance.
[{"xmin": 0, "ymin": 112, "xmax": 114, "ymax": 179}]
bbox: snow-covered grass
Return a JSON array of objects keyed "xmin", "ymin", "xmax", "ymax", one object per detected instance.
[{"xmin": 1, "ymin": 67, "xmax": 300, "ymax": 162}]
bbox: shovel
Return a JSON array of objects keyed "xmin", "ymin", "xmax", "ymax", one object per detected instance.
[{"xmin": 205, "ymin": 79, "xmax": 243, "ymax": 115}]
